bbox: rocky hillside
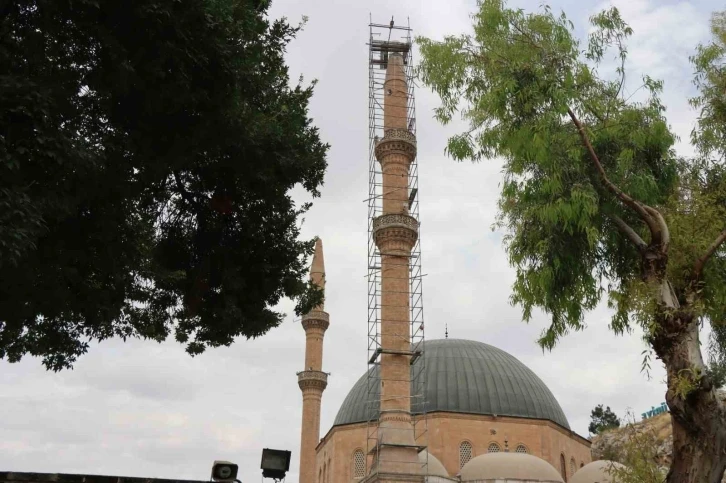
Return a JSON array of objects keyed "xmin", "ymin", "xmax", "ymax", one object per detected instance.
[
  {"xmin": 590, "ymin": 412, "xmax": 673, "ymax": 469},
  {"xmin": 591, "ymin": 392, "xmax": 726, "ymax": 480}
]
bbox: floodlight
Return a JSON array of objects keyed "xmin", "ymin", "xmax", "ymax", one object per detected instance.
[
  {"xmin": 260, "ymin": 448, "xmax": 291, "ymax": 480},
  {"xmin": 211, "ymin": 460, "xmax": 238, "ymax": 482}
]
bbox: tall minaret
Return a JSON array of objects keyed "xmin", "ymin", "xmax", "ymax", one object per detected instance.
[
  {"xmin": 297, "ymin": 239, "xmax": 329, "ymax": 483},
  {"xmin": 372, "ymin": 50, "xmax": 421, "ymax": 477}
]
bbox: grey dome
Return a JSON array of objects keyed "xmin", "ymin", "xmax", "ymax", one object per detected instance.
[
  {"xmin": 419, "ymin": 451, "xmax": 448, "ymax": 478},
  {"xmin": 460, "ymin": 453, "xmax": 563, "ymax": 482},
  {"xmin": 333, "ymin": 339, "xmax": 570, "ymax": 429},
  {"xmin": 571, "ymin": 461, "xmax": 626, "ymax": 483}
]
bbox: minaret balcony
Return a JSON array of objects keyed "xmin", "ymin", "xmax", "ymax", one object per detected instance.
[
  {"xmin": 373, "ymin": 213, "xmax": 419, "ymax": 254},
  {"xmin": 297, "ymin": 370, "xmax": 329, "ymax": 391},
  {"xmin": 374, "ymin": 128, "xmax": 417, "ymax": 162},
  {"xmin": 301, "ymin": 310, "xmax": 330, "ymax": 332}
]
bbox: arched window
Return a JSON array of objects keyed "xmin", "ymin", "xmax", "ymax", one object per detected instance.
[
  {"xmin": 322, "ymin": 462, "xmax": 326, "ymax": 483},
  {"xmin": 487, "ymin": 442, "xmax": 500, "ymax": 453},
  {"xmin": 560, "ymin": 454, "xmax": 567, "ymax": 482},
  {"xmin": 515, "ymin": 444, "xmax": 528, "ymax": 454},
  {"xmin": 353, "ymin": 449, "xmax": 365, "ymax": 479},
  {"xmin": 570, "ymin": 458, "xmax": 576, "ymax": 476},
  {"xmin": 318, "ymin": 467, "xmax": 322, "ymax": 483},
  {"xmin": 459, "ymin": 441, "xmax": 473, "ymax": 468},
  {"xmin": 326, "ymin": 459, "xmax": 331, "ymax": 483},
  {"xmin": 581, "ymin": 462, "xmax": 585, "ymax": 468}
]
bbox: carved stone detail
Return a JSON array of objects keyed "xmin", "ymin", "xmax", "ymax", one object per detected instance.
[
  {"xmin": 297, "ymin": 370, "xmax": 329, "ymax": 391},
  {"xmin": 375, "ymin": 227, "xmax": 417, "ymax": 253},
  {"xmin": 379, "ymin": 411, "xmax": 413, "ymax": 423},
  {"xmin": 303, "ymin": 310, "xmax": 329, "ymax": 322},
  {"xmin": 373, "ymin": 214, "xmax": 419, "ymax": 254},
  {"xmin": 375, "ymin": 129, "xmax": 417, "ymax": 161},
  {"xmin": 373, "ymin": 214, "xmax": 418, "ymax": 232},
  {"xmin": 302, "ymin": 310, "xmax": 330, "ymax": 332},
  {"xmin": 384, "ymin": 128, "xmax": 416, "ymax": 143}
]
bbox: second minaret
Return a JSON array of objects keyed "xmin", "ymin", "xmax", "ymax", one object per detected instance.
[{"xmin": 297, "ymin": 239, "xmax": 329, "ymax": 483}]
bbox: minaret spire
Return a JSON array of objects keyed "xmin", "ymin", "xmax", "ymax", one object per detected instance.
[
  {"xmin": 310, "ymin": 238, "xmax": 325, "ymax": 301},
  {"xmin": 297, "ymin": 238, "xmax": 329, "ymax": 483}
]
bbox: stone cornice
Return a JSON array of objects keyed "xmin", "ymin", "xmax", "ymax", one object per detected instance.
[
  {"xmin": 373, "ymin": 214, "xmax": 418, "ymax": 253},
  {"xmin": 297, "ymin": 370, "xmax": 329, "ymax": 391},
  {"xmin": 384, "ymin": 128, "xmax": 416, "ymax": 143},
  {"xmin": 372, "ymin": 213, "xmax": 418, "ymax": 232},
  {"xmin": 302, "ymin": 310, "xmax": 330, "ymax": 332},
  {"xmin": 379, "ymin": 412, "xmax": 413, "ymax": 423},
  {"xmin": 321, "ymin": 411, "xmax": 592, "ymax": 448},
  {"xmin": 374, "ymin": 129, "xmax": 417, "ymax": 161},
  {"xmin": 420, "ymin": 411, "xmax": 592, "ymax": 447}
]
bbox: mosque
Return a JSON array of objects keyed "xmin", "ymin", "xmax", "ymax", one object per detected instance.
[{"xmin": 294, "ymin": 19, "xmax": 620, "ymax": 483}]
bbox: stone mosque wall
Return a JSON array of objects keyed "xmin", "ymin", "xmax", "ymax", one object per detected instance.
[{"xmin": 315, "ymin": 412, "xmax": 591, "ymax": 483}]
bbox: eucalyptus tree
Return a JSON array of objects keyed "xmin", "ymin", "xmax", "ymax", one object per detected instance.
[{"xmin": 418, "ymin": 2, "xmax": 726, "ymax": 481}]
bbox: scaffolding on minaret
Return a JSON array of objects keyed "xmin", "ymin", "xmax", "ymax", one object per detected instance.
[{"xmin": 365, "ymin": 17, "xmax": 428, "ymax": 480}]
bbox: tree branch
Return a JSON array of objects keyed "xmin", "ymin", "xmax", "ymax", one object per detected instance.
[
  {"xmin": 580, "ymin": 100, "xmax": 606, "ymax": 123},
  {"xmin": 610, "ymin": 214, "xmax": 647, "ymax": 252},
  {"xmin": 567, "ymin": 107, "xmax": 661, "ymax": 239},
  {"xmin": 644, "ymin": 205, "xmax": 670, "ymax": 254},
  {"xmin": 173, "ymin": 171, "xmax": 202, "ymax": 212},
  {"xmin": 614, "ymin": 35, "xmax": 627, "ymax": 102},
  {"xmin": 693, "ymin": 227, "xmax": 726, "ymax": 282}
]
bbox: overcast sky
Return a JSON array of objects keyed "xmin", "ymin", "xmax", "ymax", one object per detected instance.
[{"xmin": 0, "ymin": 0, "xmax": 718, "ymax": 482}]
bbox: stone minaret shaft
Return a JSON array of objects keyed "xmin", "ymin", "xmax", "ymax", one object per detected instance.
[
  {"xmin": 298, "ymin": 239, "xmax": 329, "ymax": 483},
  {"xmin": 373, "ymin": 52, "xmax": 420, "ymax": 476}
]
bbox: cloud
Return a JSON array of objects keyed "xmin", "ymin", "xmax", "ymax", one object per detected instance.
[
  {"xmin": 0, "ymin": 1, "xmax": 717, "ymax": 483},
  {"xmin": 587, "ymin": 0, "xmax": 711, "ymax": 154}
]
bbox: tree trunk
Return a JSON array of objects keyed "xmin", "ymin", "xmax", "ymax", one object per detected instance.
[
  {"xmin": 654, "ymin": 312, "xmax": 726, "ymax": 483},
  {"xmin": 669, "ymin": 413, "xmax": 726, "ymax": 483}
]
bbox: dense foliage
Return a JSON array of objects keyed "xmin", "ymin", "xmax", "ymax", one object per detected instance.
[
  {"xmin": 0, "ymin": 0, "xmax": 327, "ymax": 370},
  {"xmin": 418, "ymin": 1, "xmax": 726, "ymax": 480},
  {"xmin": 692, "ymin": 12, "xmax": 726, "ymax": 388},
  {"xmin": 589, "ymin": 404, "xmax": 621, "ymax": 435}
]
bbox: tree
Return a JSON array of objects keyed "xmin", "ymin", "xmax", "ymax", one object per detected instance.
[
  {"xmin": 608, "ymin": 414, "xmax": 666, "ymax": 483},
  {"xmin": 695, "ymin": 12, "xmax": 726, "ymax": 393},
  {"xmin": 0, "ymin": 0, "xmax": 327, "ymax": 371},
  {"xmin": 589, "ymin": 404, "xmax": 621, "ymax": 435},
  {"xmin": 606, "ymin": 411, "xmax": 669, "ymax": 483},
  {"xmin": 418, "ymin": 1, "xmax": 726, "ymax": 481}
]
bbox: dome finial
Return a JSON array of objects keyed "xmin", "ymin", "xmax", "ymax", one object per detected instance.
[{"xmin": 445, "ymin": 323, "xmax": 448, "ymax": 339}]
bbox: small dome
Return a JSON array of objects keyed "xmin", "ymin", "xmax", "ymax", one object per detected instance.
[
  {"xmin": 571, "ymin": 461, "xmax": 626, "ymax": 483},
  {"xmin": 419, "ymin": 450, "xmax": 448, "ymax": 478},
  {"xmin": 460, "ymin": 452, "xmax": 563, "ymax": 482}
]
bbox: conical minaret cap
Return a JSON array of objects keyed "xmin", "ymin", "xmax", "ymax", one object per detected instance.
[{"xmin": 310, "ymin": 238, "xmax": 325, "ymax": 289}]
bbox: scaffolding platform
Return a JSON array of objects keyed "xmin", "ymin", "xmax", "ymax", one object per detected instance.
[
  {"xmin": 367, "ymin": 443, "xmax": 428, "ymax": 456},
  {"xmin": 367, "ymin": 348, "xmax": 422, "ymax": 365}
]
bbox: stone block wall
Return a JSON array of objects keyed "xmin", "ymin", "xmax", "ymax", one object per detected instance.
[{"xmin": 315, "ymin": 412, "xmax": 591, "ymax": 483}]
